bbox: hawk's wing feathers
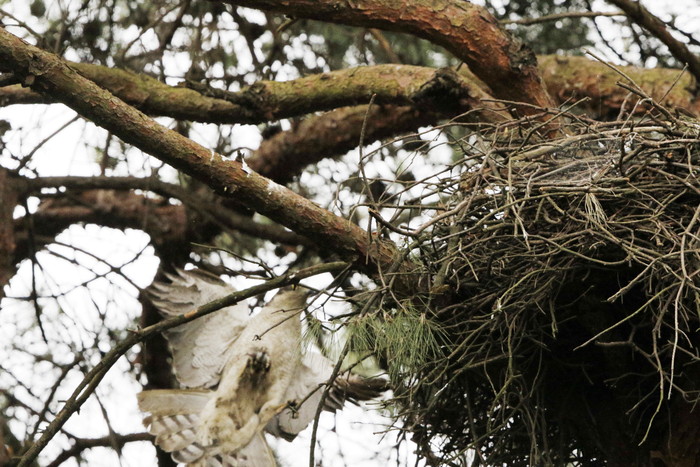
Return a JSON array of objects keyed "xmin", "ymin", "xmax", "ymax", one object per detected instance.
[
  {"xmin": 140, "ymin": 270, "xmax": 388, "ymax": 465},
  {"xmin": 266, "ymin": 352, "xmax": 331, "ymax": 440},
  {"xmin": 148, "ymin": 269, "xmax": 249, "ymax": 388},
  {"xmin": 268, "ymin": 352, "xmax": 389, "ymax": 441},
  {"xmin": 138, "ymin": 389, "xmax": 209, "ymax": 458}
]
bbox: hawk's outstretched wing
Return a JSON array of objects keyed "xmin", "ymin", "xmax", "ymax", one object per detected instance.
[
  {"xmin": 265, "ymin": 352, "xmax": 332, "ymax": 440},
  {"xmin": 148, "ymin": 269, "xmax": 249, "ymax": 388},
  {"xmin": 267, "ymin": 352, "xmax": 389, "ymax": 441}
]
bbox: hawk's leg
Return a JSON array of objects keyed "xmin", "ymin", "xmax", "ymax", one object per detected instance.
[{"xmin": 257, "ymin": 399, "xmax": 293, "ymax": 421}]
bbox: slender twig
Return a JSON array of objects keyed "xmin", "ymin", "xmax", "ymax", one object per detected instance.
[
  {"xmin": 17, "ymin": 261, "xmax": 349, "ymax": 467},
  {"xmin": 607, "ymin": 0, "xmax": 700, "ymax": 92},
  {"xmin": 21, "ymin": 175, "xmax": 309, "ymax": 246}
]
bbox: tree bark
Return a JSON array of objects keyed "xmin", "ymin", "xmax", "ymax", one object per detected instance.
[
  {"xmin": 0, "ymin": 62, "xmax": 492, "ymax": 123},
  {"xmin": 538, "ymin": 55, "xmax": 700, "ymax": 119},
  {"xmin": 213, "ymin": 0, "xmax": 556, "ymax": 118}
]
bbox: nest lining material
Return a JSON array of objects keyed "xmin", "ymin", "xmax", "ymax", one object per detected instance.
[{"xmin": 369, "ymin": 120, "xmax": 700, "ymax": 465}]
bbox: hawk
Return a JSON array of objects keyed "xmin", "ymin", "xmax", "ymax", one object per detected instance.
[{"xmin": 137, "ymin": 269, "xmax": 385, "ymax": 466}]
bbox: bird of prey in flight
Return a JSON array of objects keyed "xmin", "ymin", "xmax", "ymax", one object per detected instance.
[{"xmin": 138, "ymin": 269, "xmax": 385, "ymax": 466}]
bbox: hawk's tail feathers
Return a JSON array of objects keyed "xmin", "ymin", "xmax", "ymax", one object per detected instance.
[
  {"xmin": 182, "ymin": 433, "xmax": 276, "ymax": 467},
  {"xmin": 138, "ymin": 389, "xmax": 211, "ymax": 463},
  {"xmin": 138, "ymin": 389, "xmax": 278, "ymax": 466}
]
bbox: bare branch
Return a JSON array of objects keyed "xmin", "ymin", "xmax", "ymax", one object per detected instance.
[
  {"xmin": 45, "ymin": 432, "xmax": 152, "ymax": 467},
  {"xmin": 607, "ymin": 0, "xmax": 700, "ymax": 91}
]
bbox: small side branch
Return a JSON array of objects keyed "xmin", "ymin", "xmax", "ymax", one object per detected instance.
[{"xmin": 607, "ymin": 0, "xmax": 700, "ymax": 92}]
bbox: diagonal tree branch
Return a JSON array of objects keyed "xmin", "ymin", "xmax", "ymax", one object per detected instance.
[
  {"xmin": 15, "ymin": 262, "xmax": 348, "ymax": 467},
  {"xmin": 0, "ymin": 62, "xmax": 491, "ymax": 123},
  {"xmin": 0, "ymin": 27, "xmax": 402, "ymax": 276}
]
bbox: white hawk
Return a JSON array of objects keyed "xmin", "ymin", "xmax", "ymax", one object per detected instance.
[{"xmin": 137, "ymin": 269, "xmax": 385, "ymax": 466}]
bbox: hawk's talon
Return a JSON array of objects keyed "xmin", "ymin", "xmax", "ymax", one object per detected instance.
[{"xmin": 286, "ymin": 400, "xmax": 301, "ymax": 418}]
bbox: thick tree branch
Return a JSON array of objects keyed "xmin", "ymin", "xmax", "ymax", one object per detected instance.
[
  {"xmin": 12, "ymin": 187, "xmax": 310, "ymax": 268},
  {"xmin": 0, "ymin": 27, "xmax": 401, "ymax": 275},
  {"xmin": 7, "ymin": 56, "xmax": 695, "ymax": 195},
  {"xmin": 184, "ymin": 64, "xmax": 487, "ymax": 120},
  {"xmin": 212, "ymin": 0, "xmax": 556, "ymax": 117},
  {"xmin": 249, "ymin": 95, "xmax": 504, "ymax": 184},
  {"xmin": 19, "ymin": 176, "xmax": 310, "ymax": 247},
  {"xmin": 12, "ymin": 190, "xmax": 193, "ymax": 264},
  {"xmin": 4, "ymin": 56, "xmax": 698, "ymax": 118},
  {"xmin": 538, "ymin": 55, "xmax": 700, "ymax": 118},
  {"xmin": 250, "ymin": 56, "xmax": 700, "ymax": 181},
  {"xmin": 607, "ymin": 0, "xmax": 700, "ymax": 92},
  {"xmin": 3, "ymin": 53, "xmax": 699, "ymax": 135},
  {"xmin": 249, "ymin": 105, "xmax": 434, "ymax": 184},
  {"xmin": 0, "ymin": 83, "xmax": 44, "ymax": 106},
  {"xmin": 0, "ymin": 62, "xmax": 490, "ymax": 124}
]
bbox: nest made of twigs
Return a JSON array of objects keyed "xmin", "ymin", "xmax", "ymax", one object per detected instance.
[{"xmin": 354, "ymin": 116, "xmax": 700, "ymax": 466}]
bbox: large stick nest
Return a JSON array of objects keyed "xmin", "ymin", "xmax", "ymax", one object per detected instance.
[{"xmin": 355, "ymin": 116, "xmax": 700, "ymax": 466}]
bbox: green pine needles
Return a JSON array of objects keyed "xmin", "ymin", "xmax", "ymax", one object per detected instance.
[{"xmin": 347, "ymin": 299, "xmax": 446, "ymax": 386}]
